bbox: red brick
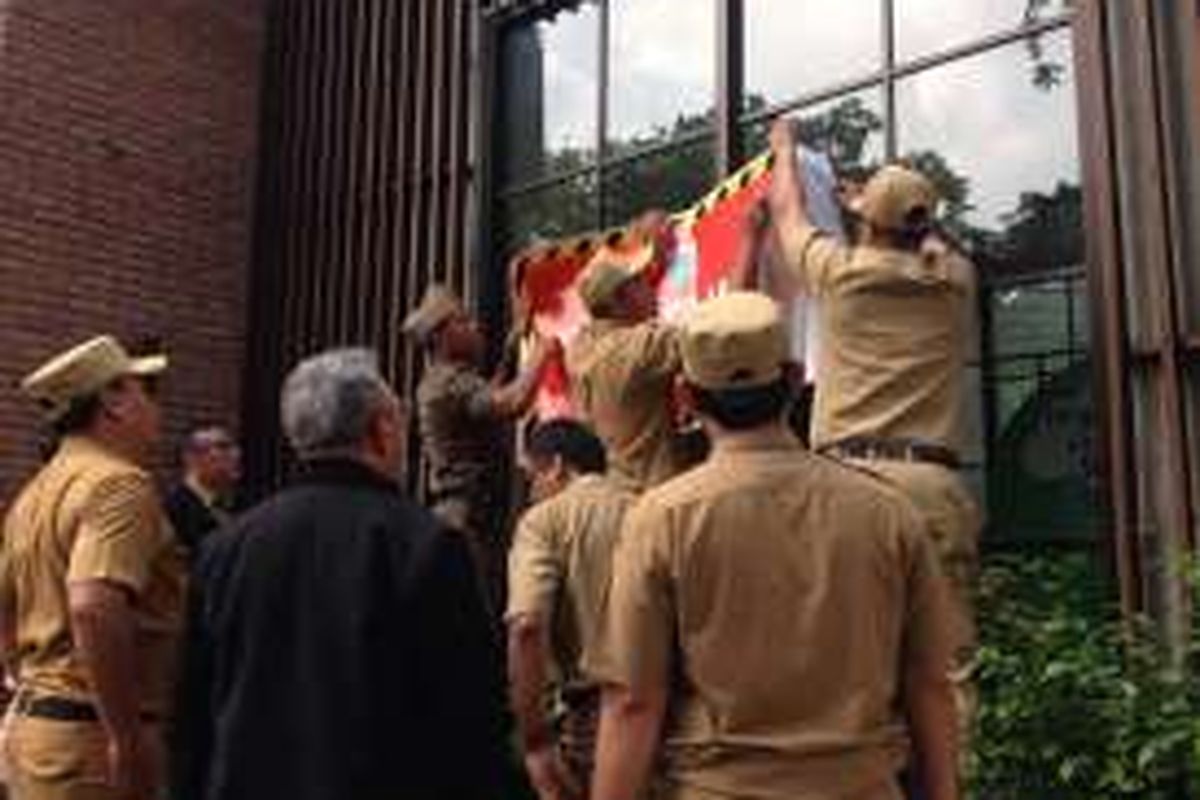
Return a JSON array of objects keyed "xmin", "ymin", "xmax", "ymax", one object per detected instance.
[{"xmin": 0, "ymin": 0, "xmax": 265, "ymax": 503}]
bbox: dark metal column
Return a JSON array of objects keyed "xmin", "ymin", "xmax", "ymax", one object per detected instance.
[{"xmin": 715, "ymin": 0, "xmax": 744, "ymax": 177}]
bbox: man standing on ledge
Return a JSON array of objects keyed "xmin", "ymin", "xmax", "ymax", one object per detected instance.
[
  {"xmin": 404, "ymin": 284, "xmax": 559, "ymax": 613},
  {"xmin": 590, "ymin": 293, "xmax": 959, "ymax": 800},
  {"xmin": 1, "ymin": 335, "xmax": 183, "ymax": 800},
  {"xmin": 765, "ymin": 119, "xmax": 980, "ymax": 712},
  {"xmin": 567, "ymin": 241, "xmax": 687, "ymax": 490}
]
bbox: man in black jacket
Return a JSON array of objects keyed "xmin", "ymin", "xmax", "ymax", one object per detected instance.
[
  {"xmin": 163, "ymin": 426, "xmax": 240, "ymax": 557},
  {"xmin": 173, "ymin": 348, "xmax": 508, "ymax": 800}
]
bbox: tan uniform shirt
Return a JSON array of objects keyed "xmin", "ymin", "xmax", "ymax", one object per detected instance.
[
  {"xmin": 594, "ymin": 432, "xmax": 952, "ymax": 800},
  {"xmin": 781, "ymin": 223, "xmax": 976, "ymax": 453},
  {"xmin": 0, "ymin": 436, "xmax": 185, "ymax": 716},
  {"xmin": 416, "ymin": 360, "xmax": 501, "ymax": 502},
  {"xmin": 506, "ymin": 473, "xmax": 637, "ymax": 691},
  {"xmin": 566, "ymin": 319, "xmax": 684, "ymax": 489}
]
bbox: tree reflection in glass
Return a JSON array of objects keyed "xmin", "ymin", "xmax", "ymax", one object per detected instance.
[
  {"xmin": 896, "ymin": 31, "xmax": 1082, "ymax": 275},
  {"xmin": 498, "ymin": 173, "xmax": 599, "ymax": 255},
  {"xmin": 896, "ymin": 30, "xmax": 1093, "ymax": 542},
  {"xmin": 744, "ymin": 0, "xmax": 880, "ymax": 107},
  {"xmin": 602, "ymin": 137, "xmax": 716, "ymax": 227},
  {"xmin": 607, "ymin": 0, "xmax": 715, "ymax": 152},
  {"xmin": 895, "ymin": 0, "xmax": 1074, "ymax": 63},
  {"xmin": 742, "ymin": 91, "xmax": 885, "ymax": 176}
]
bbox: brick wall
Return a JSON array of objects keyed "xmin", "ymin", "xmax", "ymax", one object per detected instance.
[{"xmin": 0, "ymin": 0, "xmax": 264, "ymax": 501}]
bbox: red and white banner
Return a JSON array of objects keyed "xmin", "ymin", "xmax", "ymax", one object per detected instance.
[{"xmin": 517, "ymin": 147, "xmax": 840, "ymax": 421}]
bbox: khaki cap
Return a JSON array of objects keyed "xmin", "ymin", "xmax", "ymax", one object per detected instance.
[
  {"xmin": 21, "ymin": 335, "xmax": 168, "ymax": 422},
  {"xmin": 402, "ymin": 284, "xmax": 463, "ymax": 344},
  {"xmin": 577, "ymin": 245, "xmax": 653, "ymax": 315},
  {"xmin": 850, "ymin": 164, "xmax": 939, "ymax": 232},
  {"xmin": 681, "ymin": 292, "xmax": 787, "ymax": 390}
]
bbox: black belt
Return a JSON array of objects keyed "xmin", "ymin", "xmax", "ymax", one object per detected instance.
[
  {"xmin": 13, "ymin": 694, "xmax": 160, "ymax": 723},
  {"xmin": 14, "ymin": 694, "xmax": 100, "ymax": 722},
  {"xmin": 560, "ymin": 684, "xmax": 600, "ymax": 712},
  {"xmin": 821, "ymin": 437, "xmax": 961, "ymax": 469}
]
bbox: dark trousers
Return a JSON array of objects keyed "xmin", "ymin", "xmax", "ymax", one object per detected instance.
[{"xmin": 900, "ymin": 767, "xmax": 926, "ymax": 800}]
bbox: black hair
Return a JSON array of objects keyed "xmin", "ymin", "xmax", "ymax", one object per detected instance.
[
  {"xmin": 848, "ymin": 204, "xmax": 934, "ymax": 252},
  {"xmin": 879, "ymin": 216, "xmax": 933, "ymax": 252},
  {"xmin": 40, "ymin": 392, "xmax": 106, "ymax": 460},
  {"xmin": 689, "ymin": 377, "xmax": 790, "ymax": 431},
  {"xmin": 50, "ymin": 393, "xmax": 105, "ymax": 438},
  {"xmin": 525, "ymin": 419, "xmax": 607, "ymax": 475},
  {"xmin": 178, "ymin": 424, "xmax": 232, "ymax": 463}
]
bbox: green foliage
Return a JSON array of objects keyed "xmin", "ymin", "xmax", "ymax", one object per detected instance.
[
  {"xmin": 740, "ymin": 95, "xmax": 882, "ymax": 176},
  {"xmin": 970, "ymin": 553, "xmax": 1198, "ymax": 798}
]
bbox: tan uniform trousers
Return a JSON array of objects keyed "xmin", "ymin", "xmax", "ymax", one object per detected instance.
[
  {"xmin": 849, "ymin": 458, "xmax": 981, "ymax": 764},
  {"xmin": 852, "ymin": 459, "xmax": 980, "ymax": 656},
  {"xmin": 5, "ymin": 716, "xmax": 165, "ymax": 800}
]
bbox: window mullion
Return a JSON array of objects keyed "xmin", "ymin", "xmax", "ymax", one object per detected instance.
[{"xmin": 595, "ymin": 0, "xmax": 609, "ymax": 228}]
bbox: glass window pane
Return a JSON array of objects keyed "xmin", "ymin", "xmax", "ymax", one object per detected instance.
[
  {"xmin": 895, "ymin": 32, "xmax": 1098, "ymax": 544},
  {"xmin": 498, "ymin": 3, "xmax": 599, "ymax": 186},
  {"xmin": 962, "ymin": 365, "xmax": 987, "ymax": 469},
  {"xmin": 985, "ymin": 356, "xmax": 1101, "ymax": 544},
  {"xmin": 497, "ymin": 173, "xmax": 599, "ymax": 255},
  {"xmin": 896, "ymin": 32, "xmax": 1082, "ymax": 278},
  {"xmin": 990, "ymin": 278, "xmax": 1074, "ymax": 360},
  {"xmin": 607, "ymin": 0, "xmax": 715, "ymax": 152},
  {"xmin": 601, "ymin": 138, "xmax": 716, "ymax": 227},
  {"xmin": 896, "ymin": 1, "xmax": 1073, "ymax": 63},
  {"xmin": 744, "ymin": 0, "xmax": 881, "ymax": 109},
  {"xmin": 740, "ymin": 89, "xmax": 885, "ymax": 176}
]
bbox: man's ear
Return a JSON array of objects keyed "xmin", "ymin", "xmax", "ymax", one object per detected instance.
[
  {"xmin": 549, "ymin": 453, "xmax": 569, "ymax": 483},
  {"xmin": 96, "ymin": 380, "xmax": 128, "ymax": 422},
  {"xmin": 365, "ymin": 405, "xmax": 394, "ymax": 458}
]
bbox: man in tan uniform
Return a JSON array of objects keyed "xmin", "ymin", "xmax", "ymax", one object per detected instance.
[
  {"xmin": 0, "ymin": 336, "xmax": 185, "ymax": 800},
  {"xmin": 567, "ymin": 246, "xmax": 687, "ymax": 489},
  {"xmin": 765, "ymin": 119, "xmax": 980, "ymax": 665},
  {"xmin": 590, "ymin": 292, "xmax": 960, "ymax": 800},
  {"xmin": 507, "ymin": 419, "xmax": 636, "ymax": 800},
  {"xmin": 403, "ymin": 284, "xmax": 558, "ymax": 613}
]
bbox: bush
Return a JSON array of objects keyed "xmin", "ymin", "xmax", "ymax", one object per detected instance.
[{"xmin": 968, "ymin": 553, "xmax": 1198, "ymax": 799}]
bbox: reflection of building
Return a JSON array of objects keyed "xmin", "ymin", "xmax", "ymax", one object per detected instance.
[{"xmin": 0, "ymin": 2, "xmax": 1195, "ymax": 624}]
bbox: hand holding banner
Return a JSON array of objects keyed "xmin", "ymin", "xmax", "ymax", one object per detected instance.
[{"xmin": 515, "ymin": 137, "xmax": 845, "ymax": 420}]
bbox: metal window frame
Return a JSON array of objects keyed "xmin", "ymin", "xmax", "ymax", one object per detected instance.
[
  {"xmin": 478, "ymin": 0, "xmax": 1200, "ymax": 609},
  {"xmin": 234, "ymin": 0, "xmax": 1198, "ymax": 617},
  {"xmin": 492, "ymin": 7, "xmax": 1074, "ymax": 200}
]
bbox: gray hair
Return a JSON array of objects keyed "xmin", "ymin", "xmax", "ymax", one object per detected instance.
[{"xmin": 280, "ymin": 348, "xmax": 394, "ymax": 459}]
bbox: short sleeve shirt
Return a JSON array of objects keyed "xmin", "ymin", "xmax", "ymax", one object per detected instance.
[
  {"xmin": 506, "ymin": 473, "xmax": 637, "ymax": 690},
  {"xmin": 594, "ymin": 432, "xmax": 953, "ymax": 799},
  {"xmin": 566, "ymin": 319, "xmax": 684, "ymax": 489},
  {"xmin": 0, "ymin": 436, "xmax": 185, "ymax": 715},
  {"xmin": 780, "ymin": 222, "xmax": 977, "ymax": 454},
  {"xmin": 416, "ymin": 361, "xmax": 501, "ymax": 499}
]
